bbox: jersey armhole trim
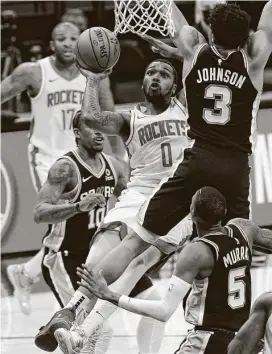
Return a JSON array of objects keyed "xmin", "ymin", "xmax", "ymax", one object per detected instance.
[
  {"xmin": 198, "ymin": 238, "xmax": 219, "ymax": 261},
  {"xmin": 240, "ymin": 49, "xmax": 249, "ymax": 73},
  {"xmin": 191, "ymin": 43, "xmax": 208, "ymax": 68},
  {"xmin": 172, "ymin": 97, "xmax": 186, "ymax": 116},
  {"xmin": 125, "ymin": 110, "xmax": 135, "ymax": 146},
  {"xmin": 227, "ymin": 221, "xmax": 250, "ymax": 245},
  {"xmin": 58, "ymin": 155, "xmax": 82, "ymax": 203},
  {"xmin": 30, "ymin": 59, "xmax": 45, "ymax": 101},
  {"xmin": 102, "ymin": 153, "xmax": 118, "ymax": 187}
]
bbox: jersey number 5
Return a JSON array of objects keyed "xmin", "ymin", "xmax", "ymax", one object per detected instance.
[
  {"xmin": 228, "ymin": 266, "xmax": 246, "ymax": 309},
  {"xmin": 203, "ymin": 85, "xmax": 232, "ymax": 125}
]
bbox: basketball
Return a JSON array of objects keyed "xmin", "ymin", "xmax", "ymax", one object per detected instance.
[{"xmin": 74, "ymin": 27, "xmax": 120, "ymax": 73}]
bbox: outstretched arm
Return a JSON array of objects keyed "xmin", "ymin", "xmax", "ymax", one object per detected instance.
[
  {"xmin": 247, "ymin": 0, "xmax": 272, "ymax": 67},
  {"xmin": 77, "ymin": 242, "xmax": 214, "ymax": 322},
  {"xmin": 98, "ymin": 77, "xmax": 126, "ymax": 157},
  {"xmin": 33, "ymin": 159, "xmax": 105, "ymax": 223},
  {"xmin": 228, "ymin": 292, "xmax": 272, "ymax": 354},
  {"xmin": 230, "ymin": 218, "xmax": 272, "ymax": 254},
  {"xmin": 78, "ymin": 67, "xmax": 130, "ymax": 141},
  {"xmin": 1, "ymin": 62, "xmax": 37, "ymax": 104}
]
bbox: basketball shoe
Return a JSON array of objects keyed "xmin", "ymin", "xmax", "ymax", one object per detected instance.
[
  {"xmin": 35, "ymin": 307, "xmax": 76, "ymax": 352},
  {"xmin": 7, "ymin": 264, "xmax": 36, "ymax": 315}
]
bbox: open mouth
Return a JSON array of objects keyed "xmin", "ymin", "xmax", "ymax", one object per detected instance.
[
  {"xmin": 94, "ymin": 137, "xmax": 104, "ymax": 143},
  {"xmin": 150, "ymin": 82, "xmax": 160, "ymax": 89}
]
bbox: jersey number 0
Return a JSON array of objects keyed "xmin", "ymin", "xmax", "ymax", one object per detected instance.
[{"xmin": 203, "ymin": 85, "xmax": 232, "ymax": 125}]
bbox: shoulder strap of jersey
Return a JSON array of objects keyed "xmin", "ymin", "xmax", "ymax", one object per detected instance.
[
  {"xmin": 125, "ymin": 109, "xmax": 136, "ymax": 146},
  {"xmin": 225, "ymin": 222, "xmax": 250, "ymax": 247},
  {"xmin": 30, "ymin": 57, "xmax": 47, "ymax": 101},
  {"xmin": 191, "ymin": 43, "xmax": 209, "ymax": 69},
  {"xmin": 195, "ymin": 235, "xmax": 220, "ymax": 262},
  {"xmin": 171, "ymin": 97, "xmax": 186, "ymax": 116},
  {"xmin": 100, "ymin": 152, "xmax": 118, "ymax": 187}
]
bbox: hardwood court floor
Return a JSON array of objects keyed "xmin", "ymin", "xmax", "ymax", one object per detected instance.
[{"xmin": 2, "ymin": 270, "xmax": 272, "ymax": 354}]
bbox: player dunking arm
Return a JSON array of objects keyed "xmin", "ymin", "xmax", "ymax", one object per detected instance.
[
  {"xmin": 33, "ymin": 112, "xmax": 127, "ymax": 352},
  {"xmin": 135, "ymin": 2, "xmax": 272, "ymax": 239},
  {"xmin": 1, "ymin": 22, "xmax": 124, "ymax": 315},
  {"xmin": 78, "ymin": 187, "xmax": 272, "ymax": 354},
  {"xmin": 35, "ymin": 59, "xmax": 192, "ymax": 354},
  {"xmin": 228, "ymin": 292, "xmax": 272, "ymax": 354}
]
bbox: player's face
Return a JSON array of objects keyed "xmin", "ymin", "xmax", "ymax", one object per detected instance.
[
  {"xmin": 143, "ymin": 62, "xmax": 176, "ymax": 103},
  {"xmin": 51, "ymin": 26, "xmax": 80, "ymax": 64},
  {"xmin": 79, "ymin": 124, "xmax": 105, "ymax": 153}
]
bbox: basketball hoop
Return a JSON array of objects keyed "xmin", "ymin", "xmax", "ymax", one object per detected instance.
[{"xmin": 114, "ymin": 0, "xmax": 175, "ymax": 37}]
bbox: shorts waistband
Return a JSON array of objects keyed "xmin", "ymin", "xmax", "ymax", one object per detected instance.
[{"xmin": 195, "ymin": 326, "xmax": 237, "ymax": 336}]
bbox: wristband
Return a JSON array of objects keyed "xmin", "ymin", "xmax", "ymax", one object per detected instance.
[{"xmin": 75, "ymin": 202, "xmax": 82, "ymax": 213}]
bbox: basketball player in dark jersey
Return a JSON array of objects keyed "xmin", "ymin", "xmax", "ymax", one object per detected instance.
[
  {"xmin": 33, "ymin": 112, "xmax": 127, "ymax": 350},
  {"xmin": 77, "ymin": 187, "xmax": 272, "ymax": 353},
  {"xmin": 137, "ymin": 1, "xmax": 272, "ymax": 237}
]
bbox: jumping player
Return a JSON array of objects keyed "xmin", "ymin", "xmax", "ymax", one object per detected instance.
[
  {"xmin": 137, "ymin": 2, "xmax": 272, "ymax": 237},
  {"xmin": 228, "ymin": 291, "xmax": 272, "ymax": 354},
  {"xmin": 33, "ymin": 112, "xmax": 126, "ymax": 352},
  {"xmin": 1, "ymin": 22, "xmax": 123, "ymax": 314},
  {"xmin": 77, "ymin": 187, "xmax": 272, "ymax": 353},
  {"xmin": 35, "ymin": 59, "xmax": 192, "ymax": 354}
]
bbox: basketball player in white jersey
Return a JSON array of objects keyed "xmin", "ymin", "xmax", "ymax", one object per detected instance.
[
  {"xmin": 1, "ymin": 21, "xmax": 124, "ymax": 315},
  {"xmin": 36, "ymin": 59, "xmax": 192, "ymax": 354},
  {"xmin": 228, "ymin": 291, "xmax": 272, "ymax": 354}
]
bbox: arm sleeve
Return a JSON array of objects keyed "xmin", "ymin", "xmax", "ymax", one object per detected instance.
[{"xmin": 118, "ymin": 275, "xmax": 191, "ymax": 322}]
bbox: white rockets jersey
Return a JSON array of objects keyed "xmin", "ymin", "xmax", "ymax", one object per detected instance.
[
  {"xmin": 264, "ymin": 313, "xmax": 272, "ymax": 354},
  {"xmin": 29, "ymin": 56, "xmax": 86, "ymax": 159},
  {"xmin": 125, "ymin": 97, "xmax": 188, "ymax": 194}
]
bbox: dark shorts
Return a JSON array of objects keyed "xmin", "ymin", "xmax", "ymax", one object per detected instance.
[
  {"xmin": 139, "ymin": 143, "xmax": 250, "ymax": 236},
  {"xmin": 42, "ymin": 247, "xmax": 88, "ymax": 308},
  {"xmin": 174, "ymin": 328, "xmax": 236, "ymax": 354}
]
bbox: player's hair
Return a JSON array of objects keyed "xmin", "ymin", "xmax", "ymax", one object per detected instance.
[
  {"xmin": 194, "ymin": 187, "xmax": 226, "ymax": 226},
  {"xmin": 209, "ymin": 4, "xmax": 250, "ymax": 49},
  {"xmin": 145, "ymin": 59, "xmax": 178, "ymax": 85},
  {"xmin": 73, "ymin": 110, "xmax": 82, "ymax": 145}
]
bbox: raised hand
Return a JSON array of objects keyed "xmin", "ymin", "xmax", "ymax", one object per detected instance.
[
  {"xmin": 76, "ymin": 264, "xmax": 109, "ymax": 299},
  {"xmin": 141, "ymin": 34, "xmax": 183, "ymax": 61},
  {"xmin": 76, "ymin": 61, "xmax": 112, "ymax": 80},
  {"xmin": 78, "ymin": 193, "xmax": 105, "ymax": 212}
]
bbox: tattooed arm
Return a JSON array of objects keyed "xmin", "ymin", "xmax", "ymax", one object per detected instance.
[
  {"xmin": 98, "ymin": 76, "xmax": 127, "ymax": 158},
  {"xmin": 230, "ymin": 218, "xmax": 272, "ymax": 253},
  {"xmin": 78, "ymin": 67, "xmax": 131, "ymax": 142},
  {"xmin": 33, "ymin": 158, "xmax": 105, "ymax": 224},
  {"xmin": 1, "ymin": 62, "xmax": 40, "ymax": 103}
]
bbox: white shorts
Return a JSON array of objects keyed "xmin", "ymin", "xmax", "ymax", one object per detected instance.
[
  {"xmin": 28, "ymin": 144, "xmax": 57, "ymax": 192},
  {"xmin": 103, "ymin": 187, "xmax": 192, "ymax": 246}
]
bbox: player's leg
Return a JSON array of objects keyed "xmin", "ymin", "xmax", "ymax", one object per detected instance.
[
  {"xmin": 138, "ymin": 147, "xmax": 199, "ymax": 236},
  {"xmin": 7, "ymin": 145, "xmax": 48, "ymax": 314}
]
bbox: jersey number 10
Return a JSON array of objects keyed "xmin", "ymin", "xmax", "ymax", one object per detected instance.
[{"xmin": 203, "ymin": 85, "xmax": 232, "ymax": 125}]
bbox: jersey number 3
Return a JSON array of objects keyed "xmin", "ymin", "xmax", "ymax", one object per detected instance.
[
  {"xmin": 228, "ymin": 267, "xmax": 246, "ymax": 309},
  {"xmin": 203, "ymin": 85, "xmax": 232, "ymax": 125}
]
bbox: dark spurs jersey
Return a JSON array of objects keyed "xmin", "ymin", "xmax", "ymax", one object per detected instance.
[
  {"xmin": 43, "ymin": 150, "xmax": 117, "ymax": 254},
  {"xmin": 185, "ymin": 223, "xmax": 252, "ymax": 331},
  {"xmin": 184, "ymin": 44, "xmax": 261, "ymax": 154}
]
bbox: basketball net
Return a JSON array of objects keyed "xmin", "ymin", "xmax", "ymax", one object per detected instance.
[{"xmin": 114, "ymin": 0, "xmax": 175, "ymax": 37}]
